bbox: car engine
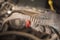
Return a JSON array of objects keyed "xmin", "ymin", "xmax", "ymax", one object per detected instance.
[{"xmin": 0, "ymin": 0, "xmax": 60, "ymax": 40}]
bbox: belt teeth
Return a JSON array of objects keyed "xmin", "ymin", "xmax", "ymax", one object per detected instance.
[{"xmin": 30, "ymin": 15, "xmax": 59, "ymax": 36}]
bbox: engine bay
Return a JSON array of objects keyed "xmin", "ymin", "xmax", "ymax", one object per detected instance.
[{"xmin": 0, "ymin": 0, "xmax": 60, "ymax": 40}]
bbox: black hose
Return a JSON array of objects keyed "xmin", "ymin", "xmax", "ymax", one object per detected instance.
[{"xmin": 0, "ymin": 31, "xmax": 41, "ymax": 40}]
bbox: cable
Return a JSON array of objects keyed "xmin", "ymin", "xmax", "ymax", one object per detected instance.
[{"xmin": 0, "ymin": 31, "xmax": 41, "ymax": 40}]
